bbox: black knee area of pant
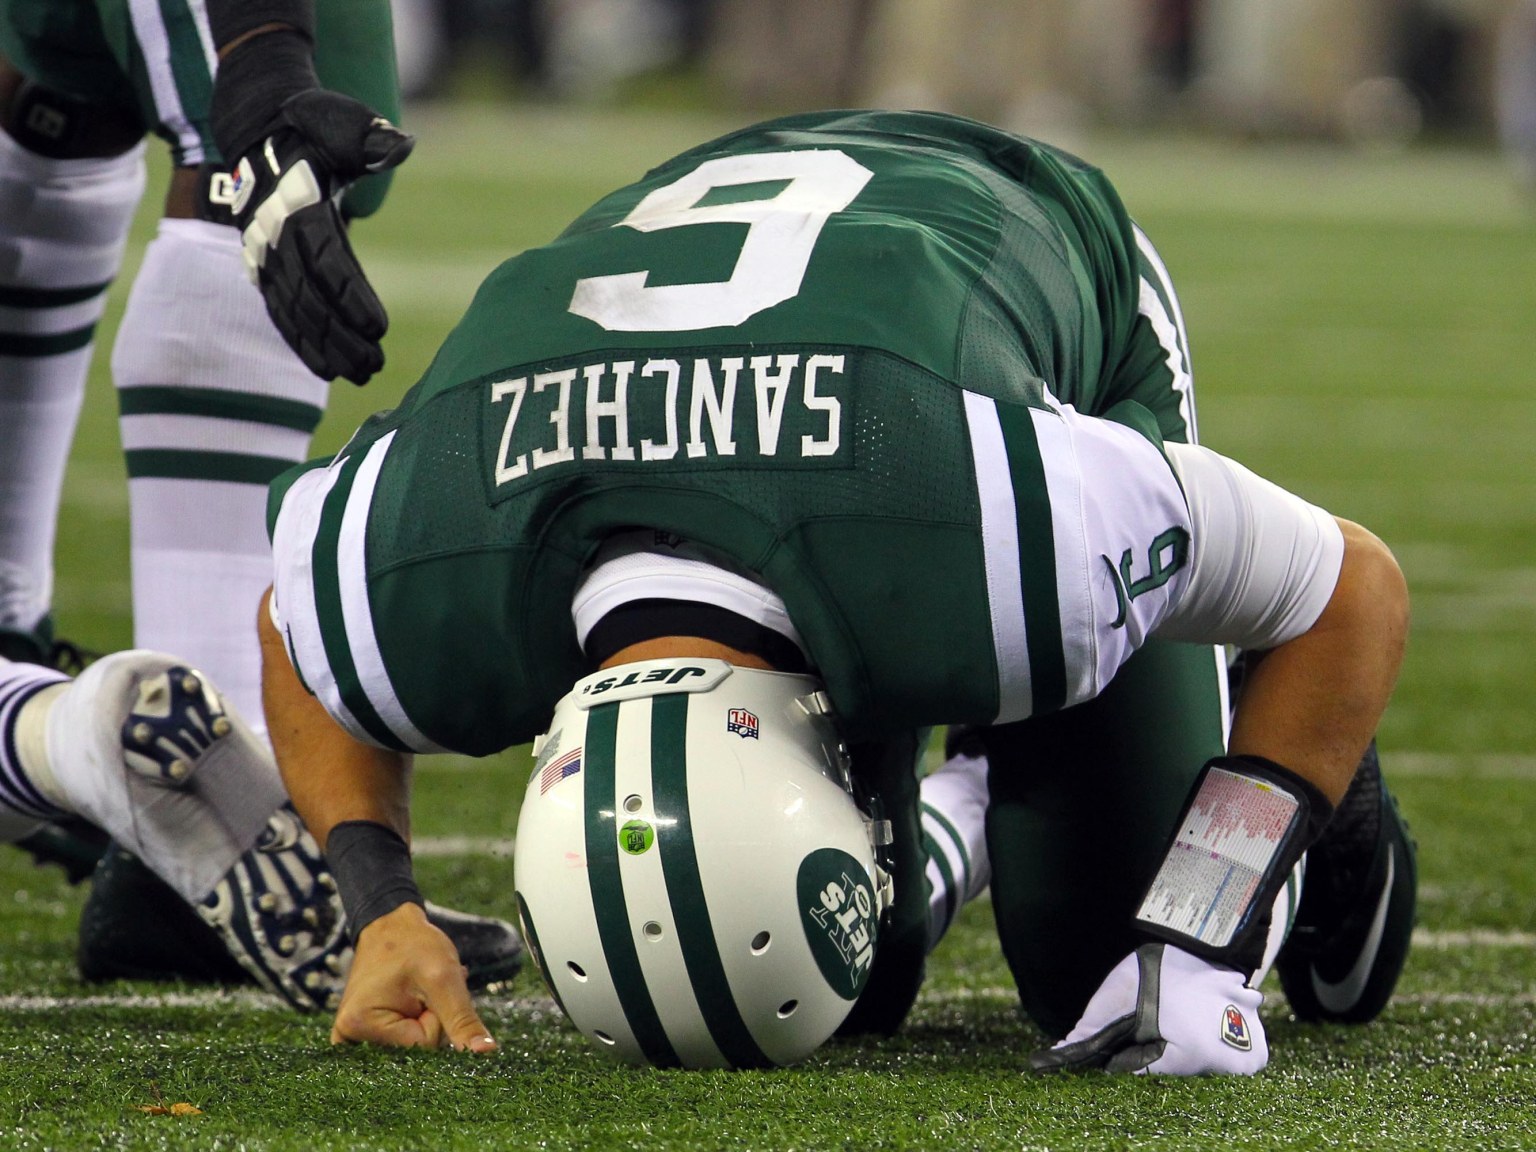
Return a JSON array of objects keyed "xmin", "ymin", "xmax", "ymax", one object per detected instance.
[{"xmin": 1, "ymin": 79, "xmax": 143, "ymax": 159}]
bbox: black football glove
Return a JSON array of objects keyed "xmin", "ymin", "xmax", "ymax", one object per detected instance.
[{"xmin": 228, "ymin": 89, "xmax": 414, "ymax": 385}]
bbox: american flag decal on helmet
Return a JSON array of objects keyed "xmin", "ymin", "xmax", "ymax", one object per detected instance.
[
  {"xmin": 727, "ymin": 708, "xmax": 759, "ymax": 739},
  {"xmin": 540, "ymin": 748, "xmax": 583, "ymax": 794}
]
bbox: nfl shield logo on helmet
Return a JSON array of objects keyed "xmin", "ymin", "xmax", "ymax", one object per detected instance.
[
  {"xmin": 1221, "ymin": 1004, "xmax": 1252, "ymax": 1051},
  {"xmin": 727, "ymin": 708, "xmax": 759, "ymax": 739}
]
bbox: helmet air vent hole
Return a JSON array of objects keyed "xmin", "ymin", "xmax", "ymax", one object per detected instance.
[
  {"xmin": 643, "ymin": 921, "xmax": 664, "ymax": 941},
  {"xmin": 567, "ymin": 961, "xmax": 588, "ymax": 981},
  {"xmin": 777, "ymin": 1000, "xmax": 799, "ymax": 1019},
  {"xmin": 623, "ymin": 794, "xmax": 644, "ymax": 813},
  {"xmin": 594, "ymin": 1030, "xmax": 616, "ymax": 1046},
  {"xmin": 750, "ymin": 931, "xmax": 771, "ymax": 954}
]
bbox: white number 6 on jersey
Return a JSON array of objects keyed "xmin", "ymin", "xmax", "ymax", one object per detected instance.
[{"xmin": 569, "ymin": 150, "xmax": 874, "ymax": 332}]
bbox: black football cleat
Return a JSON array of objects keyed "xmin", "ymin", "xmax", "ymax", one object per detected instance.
[
  {"xmin": 14, "ymin": 817, "xmax": 111, "ymax": 886},
  {"xmin": 79, "ymin": 840, "xmax": 525, "ymax": 996},
  {"xmin": 1275, "ymin": 741, "xmax": 1417, "ymax": 1023}
]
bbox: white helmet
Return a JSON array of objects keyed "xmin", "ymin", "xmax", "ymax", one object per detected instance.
[{"xmin": 513, "ymin": 657, "xmax": 893, "ymax": 1069}]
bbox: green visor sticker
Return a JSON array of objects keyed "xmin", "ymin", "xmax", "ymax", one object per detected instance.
[
  {"xmin": 619, "ymin": 819, "xmax": 655, "ymax": 855},
  {"xmin": 797, "ymin": 848, "xmax": 879, "ymax": 1001}
]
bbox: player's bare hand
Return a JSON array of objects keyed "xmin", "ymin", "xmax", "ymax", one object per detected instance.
[{"xmin": 330, "ymin": 902, "xmax": 497, "ymax": 1053}]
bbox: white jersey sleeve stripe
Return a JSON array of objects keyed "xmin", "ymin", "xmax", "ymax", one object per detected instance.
[
  {"xmin": 1134, "ymin": 224, "xmax": 1198, "ymax": 444},
  {"xmin": 1029, "ymin": 407, "xmax": 1098, "ymax": 709},
  {"xmin": 962, "ymin": 391, "xmax": 1033, "ymax": 724},
  {"xmin": 268, "ymin": 460, "xmax": 369, "ymax": 743},
  {"xmin": 337, "ymin": 432, "xmax": 448, "ymax": 754}
]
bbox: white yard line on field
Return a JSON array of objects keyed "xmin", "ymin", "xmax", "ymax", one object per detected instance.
[
  {"xmin": 1387, "ymin": 753, "xmax": 1536, "ymax": 779},
  {"xmin": 1414, "ymin": 930, "xmax": 1536, "ymax": 948},
  {"xmin": 412, "ymin": 835, "xmax": 517, "ymax": 858}
]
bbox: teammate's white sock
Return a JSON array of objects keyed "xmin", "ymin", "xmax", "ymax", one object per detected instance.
[
  {"xmin": 920, "ymin": 748, "xmax": 993, "ymax": 953},
  {"xmin": 112, "ymin": 219, "xmax": 328, "ymax": 730},
  {"xmin": 0, "ymin": 659, "xmax": 72, "ymax": 839},
  {"xmin": 0, "ymin": 134, "xmax": 145, "ymax": 634}
]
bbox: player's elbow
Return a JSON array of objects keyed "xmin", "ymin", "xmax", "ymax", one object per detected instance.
[{"xmin": 1332, "ymin": 519, "xmax": 1410, "ymax": 667}]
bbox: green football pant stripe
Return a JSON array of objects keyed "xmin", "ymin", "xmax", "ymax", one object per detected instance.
[
  {"xmin": 0, "ymin": 327, "xmax": 96, "ymax": 358},
  {"xmin": 159, "ymin": 0, "xmax": 215, "ymax": 154},
  {"xmin": 651, "ymin": 693, "xmax": 772, "ymax": 1069},
  {"xmin": 584, "ymin": 702, "xmax": 680, "ymax": 1068},
  {"xmin": 117, "ymin": 386, "xmax": 324, "ymax": 433},
  {"xmin": 0, "ymin": 282, "xmax": 111, "ymax": 308},
  {"xmin": 123, "ymin": 450, "xmax": 299, "ymax": 486},
  {"xmin": 995, "ymin": 406, "xmax": 1066, "ymax": 715}
]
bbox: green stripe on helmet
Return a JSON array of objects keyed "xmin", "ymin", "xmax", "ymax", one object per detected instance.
[
  {"xmin": 995, "ymin": 405, "xmax": 1066, "ymax": 715},
  {"xmin": 118, "ymin": 385, "xmax": 324, "ymax": 432},
  {"xmin": 650, "ymin": 693, "xmax": 773, "ymax": 1069},
  {"xmin": 583, "ymin": 702, "xmax": 681, "ymax": 1068}
]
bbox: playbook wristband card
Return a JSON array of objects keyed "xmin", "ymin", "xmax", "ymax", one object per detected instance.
[{"xmin": 1133, "ymin": 755, "xmax": 1332, "ymax": 969}]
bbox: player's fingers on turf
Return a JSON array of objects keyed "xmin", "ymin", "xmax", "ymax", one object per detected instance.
[
  {"xmin": 333, "ymin": 1005, "xmax": 439, "ymax": 1049},
  {"xmin": 417, "ymin": 965, "xmax": 496, "ymax": 1053}
]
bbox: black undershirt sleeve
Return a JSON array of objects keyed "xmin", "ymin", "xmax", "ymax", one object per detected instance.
[{"xmin": 582, "ymin": 599, "xmax": 808, "ymax": 674}]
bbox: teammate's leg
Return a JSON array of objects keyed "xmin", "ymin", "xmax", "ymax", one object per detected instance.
[
  {"xmin": 0, "ymin": 60, "xmax": 146, "ymax": 659},
  {"xmin": 919, "ymin": 740, "xmax": 991, "ymax": 954},
  {"xmin": 114, "ymin": 0, "xmax": 401, "ymax": 730},
  {"xmin": 115, "ymin": 208, "xmax": 327, "ymax": 729}
]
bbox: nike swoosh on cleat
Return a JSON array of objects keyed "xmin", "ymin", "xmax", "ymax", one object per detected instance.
[{"xmin": 1310, "ymin": 850, "xmax": 1396, "ymax": 1014}]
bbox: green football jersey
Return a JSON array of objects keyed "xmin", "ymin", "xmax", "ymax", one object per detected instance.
[
  {"xmin": 269, "ymin": 110, "xmax": 1200, "ymax": 755},
  {"xmin": 0, "ymin": 0, "xmax": 399, "ymax": 211}
]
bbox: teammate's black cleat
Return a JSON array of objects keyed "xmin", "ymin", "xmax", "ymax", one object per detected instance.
[
  {"xmin": 14, "ymin": 818, "xmax": 111, "ymax": 886},
  {"xmin": 1275, "ymin": 741, "xmax": 1417, "ymax": 1023},
  {"xmin": 78, "ymin": 842, "xmax": 249, "ymax": 985},
  {"xmin": 78, "ymin": 842, "xmax": 526, "ymax": 993}
]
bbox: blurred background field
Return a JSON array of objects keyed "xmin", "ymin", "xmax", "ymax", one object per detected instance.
[{"xmin": 4, "ymin": 1, "xmax": 1536, "ymax": 1146}]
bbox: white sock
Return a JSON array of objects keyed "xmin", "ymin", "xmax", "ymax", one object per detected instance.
[
  {"xmin": 920, "ymin": 749, "xmax": 993, "ymax": 953},
  {"xmin": 112, "ymin": 218, "xmax": 328, "ymax": 730},
  {"xmin": 0, "ymin": 133, "xmax": 145, "ymax": 632},
  {"xmin": 0, "ymin": 659, "xmax": 71, "ymax": 839}
]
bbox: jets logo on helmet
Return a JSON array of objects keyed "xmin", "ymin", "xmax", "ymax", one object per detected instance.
[
  {"xmin": 514, "ymin": 658, "xmax": 891, "ymax": 1068},
  {"xmin": 799, "ymin": 851, "xmax": 879, "ymax": 999}
]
